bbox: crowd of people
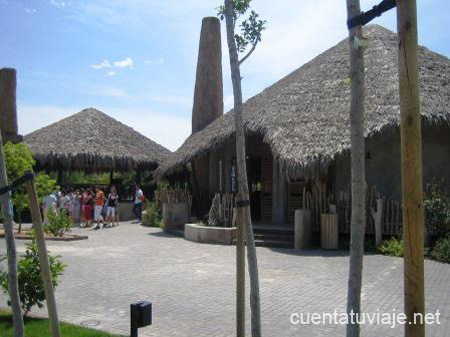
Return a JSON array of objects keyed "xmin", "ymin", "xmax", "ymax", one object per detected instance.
[{"xmin": 42, "ymin": 182, "xmax": 145, "ymax": 229}]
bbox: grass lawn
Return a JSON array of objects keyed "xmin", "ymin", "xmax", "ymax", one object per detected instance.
[{"xmin": 0, "ymin": 310, "xmax": 126, "ymax": 337}]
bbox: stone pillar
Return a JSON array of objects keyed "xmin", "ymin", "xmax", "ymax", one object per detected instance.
[
  {"xmin": 295, "ymin": 209, "xmax": 311, "ymax": 249},
  {"xmin": 0, "ymin": 68, "xmax": 22, "ymax": 143},
  {"xmin": 192, "ymin": 17, "xmax": 223, "ymax": 134},
  {"xmin": 272, "ymin": 158, "xmax": 288, "ymax": 225}
]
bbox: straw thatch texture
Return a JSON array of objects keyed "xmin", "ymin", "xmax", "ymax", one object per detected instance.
[
  {"xmin": 25, "ymin": 108, "xmax": 171, "ymax": 171},
  {"xmin": 157, "ymin": 24, "xmax": 450, "ymax": 179}
]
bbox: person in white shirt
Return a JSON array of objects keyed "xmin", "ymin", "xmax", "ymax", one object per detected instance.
[
  {"xmin": 42, "ymin": 191, "xmax": 57, "ymax": 225},
  {"xmin": 133, "ymin": 183, "xmax": 144, "ymax": 222}
]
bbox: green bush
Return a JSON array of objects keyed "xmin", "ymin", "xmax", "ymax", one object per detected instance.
[
  {"xmin": 424, "ymin": 181, "xmax": 450, "ymax": 243},
  {"xmin": 45, "ymin": 209, "xmax": 72, "ymax": 237},
  {"xmin": 0, "ymin": 236, "xmax": 65, "ymax": 317},
  {"xmin": 378, "ymin": 237, "xmax": 403, "ymax": 257},
  {"xmin": 142, "ymin": 202, "xmax": 161, "ymax": 228},
  {"xmin": 430, "ymin": 238, "xmax": 450, "ymax": 263}
]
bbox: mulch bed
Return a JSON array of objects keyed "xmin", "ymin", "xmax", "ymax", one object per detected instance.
[{"xmin": 0, "ymin": 229, "xmax": 88, "ymax": 241}]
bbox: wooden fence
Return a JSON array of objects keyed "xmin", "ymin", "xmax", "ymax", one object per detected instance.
[
  {"xmin": 304, "ymin": 183, "xmax": 402, "ymax": 236},
  {"xmin": 208, "ymin": 193, "xmax": 236, "ymax": 227}
]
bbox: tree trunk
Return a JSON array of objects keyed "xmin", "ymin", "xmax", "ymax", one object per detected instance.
[
  {"xmin": 345, "ymin": 1, "xmax": 366, "ymax": 336},
  {"xmin": 224, "ymin": 1, "xmax": 261, "ymax": 336},
  {"xmin": 0, "ymin": 135, "xmax": 24, "ymax": 337},
  {"xmin": 396, "ymin": 1, "xmax": 425, "ymax": 336}
]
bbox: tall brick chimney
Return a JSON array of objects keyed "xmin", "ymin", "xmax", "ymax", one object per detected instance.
[
  {"xmin": 0, "ymin": 68, "xmax": 22, "ymax": 143},
  {"xmin": 192, "ymin": 17, "xmax": 223, "ymax": 134}
]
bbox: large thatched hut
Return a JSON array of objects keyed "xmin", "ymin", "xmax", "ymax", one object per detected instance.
[
  {"xmin": 25, "ymin": 107, "xmax": 170, "ymax": 176},
  {"xmin": 157, "ymin": 25, "xmax": 450, "ymax": 231}
]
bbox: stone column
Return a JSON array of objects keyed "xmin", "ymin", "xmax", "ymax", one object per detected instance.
[
  {"xmin": 0, "ymin": 68, "xmax": 22, "ymax": 143},
  {"xmin": 272, "ymin": 158, "xmax": 288, "ymax": 225},
  {"xmin": 192, "ymin": 17, "xmax": 223, "ymax": 134}
]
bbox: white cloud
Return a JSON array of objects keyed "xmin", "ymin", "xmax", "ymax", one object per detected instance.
[
  {"xmin": 24, "ymin": 8, "xmax": 37, "ymax": 14},
  {"xmin": 144, "ymin": 57, "xmax": 165, "ymax": 65},
  {"xmin": 49, "ymin": 0, "xmax": 72, "ymax": 8},
  {"xmin": 107, "ymin": 71, "xmax": 116, "ymax": 76},
  {"xmin": 91, "ymin": 59, "xmax": 111, "ymax": 69},
  {"xmin": 113, "ymin": 57, "xmax": 133, "ymax": 69},
  {"xmin": 18, "ymin": 104, "xmax": 190, "ymax": 151}
]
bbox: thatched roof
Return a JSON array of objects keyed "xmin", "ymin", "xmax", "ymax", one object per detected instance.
[
  {"xmin": 158, "ymin": 24, "xmax": 450, "ymax": 179},
  {"xmin": 25, "ymin": 108, "xmax": 171, "ymax": 171}
]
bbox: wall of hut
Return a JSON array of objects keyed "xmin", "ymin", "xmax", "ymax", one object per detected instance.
[{"xmin": 333, "ymin": 123, "xmax": 450, "ymax": 201}]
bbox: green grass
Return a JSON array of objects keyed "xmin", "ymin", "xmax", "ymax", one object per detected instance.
[{"xmin": 0, "ymin": 310, "xmax": 126, "ymax": 337}]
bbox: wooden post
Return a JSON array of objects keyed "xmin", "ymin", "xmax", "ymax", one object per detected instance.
[
  {"xmin": 56, "ymin": 167, "xmax": 63, "ymax": 185},
  {"xmin": 0, "ymin": 132, "xmax": 24, "ymax": 336},
  {"xmin": 345, "ymin": 0, "xmax": 366, "ymax": 336},
  {"xmin": 136, "ymin": 169, "xmax": 141, "ymax": 185},
  {"xmin": 109, "ymin": 170, "xmax": 114, "ymax": 185},
  {"xmin": 371, "ymin": 198, "xmax": 384, "ymax": 247},
  {"xmin": 396, "ymin": 1, "xmax": 425, "ymax": 336},
  {"xmin": 234, "ymin": 199, "xmax": 245, "ymax": 337},
  {"xmin": 25, "ymin": 177, "xmax": 61, "ymax": 337}
]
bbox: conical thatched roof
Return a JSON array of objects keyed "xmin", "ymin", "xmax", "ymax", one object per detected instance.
[
  {"xmin": 25, "ymin": 108, "xmax": 171, "ymax": 171},
  {"xmin": 157, "ymin": 24, "xmax": 450, "ymax": 179}
]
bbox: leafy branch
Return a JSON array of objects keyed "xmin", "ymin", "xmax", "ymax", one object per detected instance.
[{"xmin": 217, "ymin": 0, "xmax": 266, "ymax": 65}]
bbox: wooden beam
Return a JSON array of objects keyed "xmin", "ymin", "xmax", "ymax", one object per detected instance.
[
  {"xmin": 25, "ymin": 178, "xmax": 61, "ymax": 337},
  {"xmin": 396, "ymin": 1, "xmax": 425, "ymax": 336}
]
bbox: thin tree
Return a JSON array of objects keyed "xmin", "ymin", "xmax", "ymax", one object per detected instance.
[
  {"xmin": 0, "ymin": 134, "xmax": 24, "ymax": 337},
  {"xmin": 218, "ymin": 1, "xmax": 265, "ymax": 336},
  {"xmin": 345, "ymin": 1, "xmax": 366, "ymax": 336}
]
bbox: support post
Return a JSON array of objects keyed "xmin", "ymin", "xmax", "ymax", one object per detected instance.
[
  {"xmin": 56, "ymin": 167, "xmax": 63, "ymax": 185},
  {"xmin": 25, "ymin": 177, "xmax": 61, "ymax": 337},
  {"xmin": 235, "ymin": 198, "xmax": 245, "ymax": 337},
  {"xmin": 396, "ymin": 1, "xmax": 425, "ymax": 336},
  {"xmin": 371, "ymin": 198, "xmax": 384, "ymax": 247},
  {"xmin": 0, "ymin": 132, "xmax": 24, "ymax": 337}
]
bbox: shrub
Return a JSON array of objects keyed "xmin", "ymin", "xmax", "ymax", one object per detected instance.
[
  {"xmin": 424, "ymin": 181, "xmax": 450, "ymax": 243},
  {"xmin": 0, "ymin": 236, "xmax": 65, "ymax": 317},
  {"xmin": 142, "ymin": 202, "xmax": 161, "ymax": 228},
  {"xmin": 45, "ymin": 209, "xmax": 72, "ymax": 237},
  {"xmin": 430, "ymin": 238, "xmax": 450, "ymax": 263},
  {"xmin": 378, "ymin": 237, "xmax": 403, "ymax": 257}
]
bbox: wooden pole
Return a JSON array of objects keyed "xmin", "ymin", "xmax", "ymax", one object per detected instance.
[
  {"xmin": 396, "ymin": 1, "xmax": 425, "ymax": 336},
  {"xmin": 345, "ymin": 1, "xmax": 366, "ymax": 336},
  {"xmin": 0, "ymin": 133, "xmax": 24, "ymax": 336},
  {"xmin": 235, "ymin": 201, "xmax": 245, "ymax": 337},
  {"xmin": 25, "ymin": 177, "xmax": 61, "ymax": 337}
]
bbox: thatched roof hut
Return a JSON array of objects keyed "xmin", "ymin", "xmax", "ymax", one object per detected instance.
[
  {"xmin": 157, "ymin": 24, "xmax": 450, "ymax": 179},
  {"xmin": 25, "ymin": 108, "xmax": 171, "ymax": 171}
]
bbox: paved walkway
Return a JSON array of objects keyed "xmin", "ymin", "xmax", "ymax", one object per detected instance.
[{"xmin": 1, "ymin": 222, "xmax": 449, "ymax": 336}]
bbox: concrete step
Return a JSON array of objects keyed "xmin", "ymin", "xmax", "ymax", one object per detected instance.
[
  {"xmin": 254, "ymin": 239, "xmax": 294, "ymax": 249},
  {"xmin": 253, "ymin": 233, "xmax": 293, "ymax": 242}
]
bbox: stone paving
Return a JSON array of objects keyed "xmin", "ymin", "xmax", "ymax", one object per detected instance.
[{"xmin": 1, "ymin": 222, "xmax": 449, "ymax": 336}]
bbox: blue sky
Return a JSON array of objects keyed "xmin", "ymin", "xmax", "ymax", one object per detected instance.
[{"xmin": 1, "ymin": 0, "xmax": 449, "ymax": 151}]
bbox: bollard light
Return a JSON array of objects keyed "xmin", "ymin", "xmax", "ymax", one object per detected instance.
[{"xmin": 130, "ymin": 301, "xmax": 152, "ymax": 337}]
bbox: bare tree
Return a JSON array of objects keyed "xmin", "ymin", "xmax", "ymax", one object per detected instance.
[
  {"xmin": 345, "ymin": 1, "xmax": 366, "ymax": 336},
  {"xmin": 218, "ymin": 1, "xmax": 265, "ymax": 336},
  {"xmin": 0, "ymin": 134, "xmax": 24, "ymax": 337}
]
